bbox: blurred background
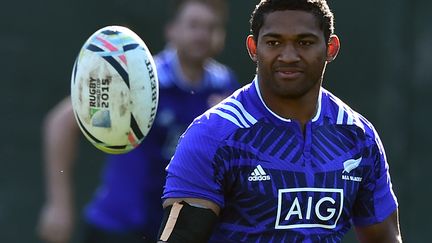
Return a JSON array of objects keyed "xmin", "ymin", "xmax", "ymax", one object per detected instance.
[{"xmin": 0, "ymin": 0, "xmax": 430, "ymax": 242}]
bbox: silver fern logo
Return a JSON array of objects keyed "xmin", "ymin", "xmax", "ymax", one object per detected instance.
[
  {"xmin": 342, "ymin": 157, "xmax": 362, "ymax": 173},
  {"xmin": 342, "ymin": 157, "xmax": 363, "ymax": 182}
]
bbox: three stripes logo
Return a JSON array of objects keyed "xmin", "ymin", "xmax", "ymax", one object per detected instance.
[{"xmin": 248, "ymin": 165, "xmax": 271, "ymax": 182}]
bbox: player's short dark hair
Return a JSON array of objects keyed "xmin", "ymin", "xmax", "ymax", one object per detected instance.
[
  {"xmin": 250, "ymin": 0, "xmax": 334, "ymax": 42},
  {"xmin": 167, "ymin": 0, "xmax": 228, "ymax": 24}
]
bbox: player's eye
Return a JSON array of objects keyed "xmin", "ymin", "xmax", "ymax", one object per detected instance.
[
  {"xmin": 298, "ymin": 40, "xmax": 314, "ymax": 46},
  {"xmin": 266, "ymin": 40, "xmax": 280, "ymax": 47}
]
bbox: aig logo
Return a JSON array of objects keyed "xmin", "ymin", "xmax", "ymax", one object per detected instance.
[{"xmin": 275, "ymin": 188, "xmax": 343, "ymax": 229}]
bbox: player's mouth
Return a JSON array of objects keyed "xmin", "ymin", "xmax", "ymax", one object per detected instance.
[{"xmin": 274, "ymin": 67, "xmax": 303, "ymax": 80}]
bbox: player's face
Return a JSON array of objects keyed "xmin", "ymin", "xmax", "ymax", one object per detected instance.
[
  {"xmin": 248, "ymin": 10, "xmax": 333, "ymax": 101},
  {"xmin": 171, "ymin": 2, "xmax": 222, "ymax": 62}
]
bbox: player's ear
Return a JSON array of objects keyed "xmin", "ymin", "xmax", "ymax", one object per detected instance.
[
  {"xmin": 326, "ymin": 34, "xmax": 340, "ymax": 62},
  {"xmin": 246, "ymin": 35, "xmax": 257, "ymax": 62}
]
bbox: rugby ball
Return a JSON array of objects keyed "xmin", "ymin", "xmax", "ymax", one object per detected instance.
[{"xmin": 71, "ymin": 26, "xmax": 158, "ymax": 154}]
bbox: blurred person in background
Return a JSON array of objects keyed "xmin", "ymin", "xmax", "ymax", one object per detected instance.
[{"xmin": 36, "ymin": 0, "xmax": 238, "ymax": 242}]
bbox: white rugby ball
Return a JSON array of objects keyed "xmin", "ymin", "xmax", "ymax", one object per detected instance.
[{"xmin": 71, "ymin": 26, "xmax": 158, "ymax": 154}]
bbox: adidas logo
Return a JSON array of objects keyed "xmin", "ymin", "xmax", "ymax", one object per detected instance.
[{"xmin": 248, "ymin": 165, "xmax": 271, "ymax": 182}]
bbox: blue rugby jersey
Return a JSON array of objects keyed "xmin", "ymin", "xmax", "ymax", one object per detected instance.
[
  {"xmin": 163, "ymin": 78, "xmax": 398, "ymax": 242},
  {"xmin": 84, "ymin": 47, "xmax": 238, "ymax": 235}
]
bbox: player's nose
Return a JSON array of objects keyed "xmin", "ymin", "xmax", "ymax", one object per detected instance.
[{"xmin": 277, "ymin": 43, "xmax": 300, "ymax": 63}]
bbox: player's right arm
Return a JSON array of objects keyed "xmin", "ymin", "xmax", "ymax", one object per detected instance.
[
  {"xmin": 157, "ymin": 198, "xmax": 220, "ymax": 243},
  {"xmin": 36, "ymin": 96, "xmax": 79, "ymax": 243},
  {"xmin": 157, "ymin": 114, "xmax": 231, "ymax": 243}
]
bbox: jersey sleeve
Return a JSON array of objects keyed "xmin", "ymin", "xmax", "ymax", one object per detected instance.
[
  {"xmin": 352, "ymin": 130, "xmax": 398, "ymax": 226},
  {"xmin": 162, "ymin": 121, "xmax": 226, "ymax": 208}
]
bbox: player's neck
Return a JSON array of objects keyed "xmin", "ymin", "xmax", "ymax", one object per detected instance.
[
  {"xmin": 177, "ymin": 52, "xmax": 206, "ymax": 86},
  {"xmin": 280, "ymin": 101, "xmax": 317, "ymax": 130},
  {"xmin": 262, "ymin": 86, "xmax": 320, "ymax": 131}
]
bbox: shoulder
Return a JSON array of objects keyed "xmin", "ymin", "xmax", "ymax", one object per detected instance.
[
  {"xmin": 323, "ymin": 89, "xmax": 381, "ymax": 143},
  {"xmin": 153, "ymin": 48, "xmax": 177, "ymax": 88},
  {"xmin": 184, "ymin": 86, "xmax": 257, "ymax": 143}
]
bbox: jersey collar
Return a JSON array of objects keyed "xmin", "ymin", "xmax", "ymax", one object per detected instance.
[{"xmin": 252, "ymin": 77, "xmax": 325, "ymax": 124}]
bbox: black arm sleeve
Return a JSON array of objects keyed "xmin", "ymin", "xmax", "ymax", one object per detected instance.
[{"xmin": 157, "ymin": 201, "xmax": 218, "ymax": 243}]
